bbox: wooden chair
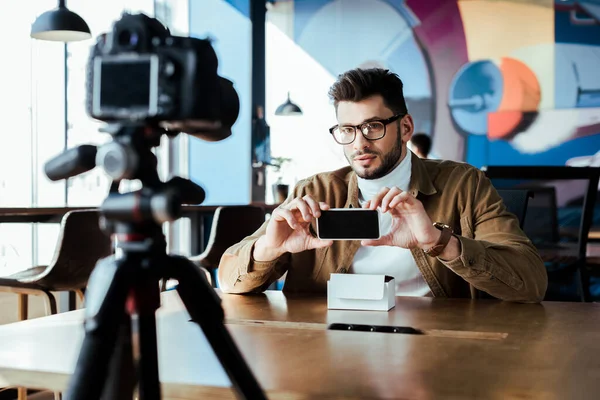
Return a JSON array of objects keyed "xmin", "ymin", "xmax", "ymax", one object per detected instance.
[
  {"xmin": 0, "ymin": 210, "xmax": 113, "ymax": 320},
  {"xmin": 188, "ymin": 206, "xmax": 266, "ymax": 287},
  {"xmin": 482, "ymin": 166, "xmax": 600, "ymax": 301}
]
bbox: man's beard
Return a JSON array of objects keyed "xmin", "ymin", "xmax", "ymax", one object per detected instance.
[{"xmin": 346, "ymin": 139, "xmax": 404, "ymax": 180}]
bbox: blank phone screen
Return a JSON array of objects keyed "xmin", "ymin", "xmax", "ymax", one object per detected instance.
[{"xmin": 317, "ymin": 210, "xmax": 379, "ymax": 240}]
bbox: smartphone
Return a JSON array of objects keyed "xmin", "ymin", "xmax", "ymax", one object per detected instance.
[{"xmin": 316, "ymin": 208, "xmax": 380, "ymax": 240}]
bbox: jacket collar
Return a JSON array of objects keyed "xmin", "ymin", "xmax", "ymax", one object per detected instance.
[
  {"xmin": 345, "ymin": 151, "xmax": 437, "ymax": 208},
  {"xmin": 409, "ymin": 152, "xmax": 438, "ymax": 197}
]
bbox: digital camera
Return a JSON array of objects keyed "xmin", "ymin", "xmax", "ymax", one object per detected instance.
[{"xmin": 86, "ymin": 12, "xmax": 239, "ymax": 139}]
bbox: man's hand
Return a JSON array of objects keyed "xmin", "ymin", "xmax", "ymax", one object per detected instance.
[
  {"xmin": 253, "ymin": 195, "xmax": 334, "ymax": 262},
  {"xmin": 361, "ymin": 187, "xmax": 459, "ymax": 259}
]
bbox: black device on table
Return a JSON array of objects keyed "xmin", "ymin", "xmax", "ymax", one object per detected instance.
[{"xmin": 44, "ymin": 13, "xmax": 265, "ymax": 400}]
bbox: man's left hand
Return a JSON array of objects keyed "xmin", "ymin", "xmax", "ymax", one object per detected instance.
[{"xmin": 361, "ymin": 186, "xmax": 441, "ymax": 251}]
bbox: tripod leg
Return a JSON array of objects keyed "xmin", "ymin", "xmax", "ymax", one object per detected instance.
[
  {"xmin": 167, "ymin": 256, "xmax": 267, "ymax": 400},
  {"xmin": 101, "ymin": 313, "xmax": 135, "ymax": 400},
  {"xmin": 65, "ymin": 256, "xmax": 137, "ymax": 400},
  {"xmin": 129, "ymin": 278, "xmax": 162, "ymax": 400}
]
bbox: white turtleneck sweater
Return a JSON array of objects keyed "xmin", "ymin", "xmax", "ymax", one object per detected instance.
[{"xmin": 351, "ymin": 153, "xmax": 431, "ymax": 296}]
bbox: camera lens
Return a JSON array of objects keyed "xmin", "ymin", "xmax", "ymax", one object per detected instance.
[{"xmin": 118, "ymin": 30, "xmax": 139, "ymax": 49}]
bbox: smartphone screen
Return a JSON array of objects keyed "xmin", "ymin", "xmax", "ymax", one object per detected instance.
[{"xmin": 316, "ymin": 209, "xmax": 380, "ymax": 240}]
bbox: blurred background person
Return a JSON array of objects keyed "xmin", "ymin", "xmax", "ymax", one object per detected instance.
[{"xmin": 409, "ymin": 133, "xmax": 431, "ymax": 159}]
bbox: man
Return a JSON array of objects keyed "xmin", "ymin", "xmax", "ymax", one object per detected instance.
[
  {"xmin": 219, "ymin": 68, "xmax": 547, "ymax": 302},
  {"xmin": 409, "ymin": 133, "xmax": 431, "ymax": 159}
]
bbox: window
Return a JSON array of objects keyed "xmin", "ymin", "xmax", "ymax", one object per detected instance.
[
  {"xmin": 66, "ymin": 0, "xmax": 155, "ymax": 206},
  {"xmin": 0, "ymin": 1, "xmax": 163, "ymax": 275},
  {"xmin": 0, "ymin": 1, "xmax": 63, "ymax": 273}
]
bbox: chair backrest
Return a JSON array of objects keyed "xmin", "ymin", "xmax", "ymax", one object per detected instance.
[
  {"xmin": 199, "ymin": 206, "xmax": 267, "ymax": 270},
  {"xmin": 522, "ymin": 187, "xmax": 559, "ymax": 244},
  {"xmin": 40, "ymin": 210, "xmax": 113, "ymax": 290},
  {"xmin": 496, "ymin": 189, "xmax": 532, "ymax": 229},
  {"xmin": 482, "ymin": 166, "xmax": 600, "ymax": 259}
]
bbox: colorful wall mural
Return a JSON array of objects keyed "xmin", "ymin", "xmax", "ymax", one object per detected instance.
[{"xmin": 260, "ymin": 0, "xmax": 600, "ymax": 168}]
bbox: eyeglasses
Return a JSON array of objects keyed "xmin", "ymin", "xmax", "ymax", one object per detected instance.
[{"xmin": 329, "ymin": 114, "xmax": 405, "ymax": 145}]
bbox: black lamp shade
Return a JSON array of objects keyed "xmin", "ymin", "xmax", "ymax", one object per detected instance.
[
  {"xmin": 275, "ymin": 93, "xmax": 303, "ymax": 116},
  {"xmin": 31, "ymin": 4, "xmax": 91, "ymax": 42}
]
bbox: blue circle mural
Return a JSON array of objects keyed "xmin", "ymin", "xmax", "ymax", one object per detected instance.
[{"xmin": 448, "ymin": 60, "xmax": 503, "ymax": 135}]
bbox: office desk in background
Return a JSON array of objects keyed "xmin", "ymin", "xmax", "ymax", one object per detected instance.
[{"xmin": 1, "ymin": 290, "xmax": 600, "ymax": 399}]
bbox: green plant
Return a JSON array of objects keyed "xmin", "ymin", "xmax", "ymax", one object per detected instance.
[{"xmin": 269, "ymin": 156, "xmax": 292, "ymax": 173}]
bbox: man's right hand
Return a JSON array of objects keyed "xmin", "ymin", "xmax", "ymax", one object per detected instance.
[{"xmin": 253, "ymin": 195, "xmax": 334, "ymax": 262}]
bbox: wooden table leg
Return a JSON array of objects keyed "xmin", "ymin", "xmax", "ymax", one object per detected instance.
[{"xmin": 17, "ymin": 386, "xmax": 27, "ymax": 400}]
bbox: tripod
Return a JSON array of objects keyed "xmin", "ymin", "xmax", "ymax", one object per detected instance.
[{"xmin": 45, "ymin": 124, "xmax": 267, "ymax": 400}]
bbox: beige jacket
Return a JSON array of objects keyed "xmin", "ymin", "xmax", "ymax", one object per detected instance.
[{"xmin": 218, "ymin": 153, "xmax": 548, "ymax": 302}]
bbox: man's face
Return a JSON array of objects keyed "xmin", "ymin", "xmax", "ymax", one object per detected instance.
[{"xmin": 336, "ymin": 95, "xmax": 413, "ymax": 180}]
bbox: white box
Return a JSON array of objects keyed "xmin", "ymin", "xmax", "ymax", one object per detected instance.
[{"xmin": 327, "ymin": 274, "xmax": 396, "ymax": 311}]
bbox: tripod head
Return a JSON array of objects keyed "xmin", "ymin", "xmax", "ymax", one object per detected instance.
[{"xmin": 44, "ymin": 123, "xmax": 205, "ymax": 240}]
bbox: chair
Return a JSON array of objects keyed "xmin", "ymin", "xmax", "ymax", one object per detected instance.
[
  {"xmin": 0, "ymin": 210, "xmax": 113, "ymax": 320},
  {"xmin": 521, "ymin": 187, "xmax": 560, "ymax": 246},
  {"xmin": 189, "ymin": 206, "xmax": 267, "ymax": 286},
  {"xmin": 496, "ymin": 189, "xmax": 533, "ymax": 228},
  {"xmin": 482, "ymin": 166, "xmax": 600, "ymax": 301}
]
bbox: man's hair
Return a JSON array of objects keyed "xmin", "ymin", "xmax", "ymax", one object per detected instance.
[
  {"xmin": 328, "ymin": 68, "xmax": 408, "ymax": 115},
  {"xmin": 410, "ymin": 133, "xmax": 432, "ymax": 157}
]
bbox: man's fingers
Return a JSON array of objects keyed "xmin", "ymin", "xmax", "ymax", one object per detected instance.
[
  {"xmin": 361, "ymin": 237, "xmax": 391, "ymax": 247},
  {"xmin": 273, "ymin": 208, "xmax": 300, "ymax": 229},
  {"xmin": 309, "ymin": 238, "xmax": 334, "ymax": 249},
  {"xmin": 388, "ymin": 191, "xmax": 412, "ymax": 209},
  {"xmin": 318, "ymin": 202, "xmax": 330, "ymax": 211},
  {"xmin": 290, "ymin": 198, "xmax": 314, "ymax": 222},
  {"xmin": 303, "ymin": 195, "xmax": 323, "ymax": 218},
  {"xmin": 369, "ymin": 186, "xmax": 391, "ymax": 210},
  {"xmin": 381, "ymin": 187, "xmax": 402, "ymax": 212}
]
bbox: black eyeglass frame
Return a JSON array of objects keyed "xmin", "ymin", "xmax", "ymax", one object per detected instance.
[{"xmin": 328, "ymin": 113, "xmax": 406, "ymax": 145}]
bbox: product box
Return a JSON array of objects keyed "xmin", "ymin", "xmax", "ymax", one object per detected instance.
[{"xmin": 327, "ymin": 273, "xmax": 395, "ymax": 311}]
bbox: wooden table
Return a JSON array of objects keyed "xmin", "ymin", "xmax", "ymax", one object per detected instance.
[
  {"xmin": 1, "ymin": 291, "xmax": 600, "ymax": 399},
  {"xmin": 0, "ymin": 204, "xmax": 278, "ymax": 224},
  {"xmin": 0, "ymin": 204, "xmax": 277, "ymax": 256}
]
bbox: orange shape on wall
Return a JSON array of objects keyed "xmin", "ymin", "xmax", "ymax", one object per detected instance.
[
  {"xmin": 488, "ymin": 110, "xmax": 523, "ymax": 139},
  {"xmin": 489, "ymin": 57, "xmax": 541, "ymax": 139},
  {"xmin": 498, "ymin": 57, "xmax": 541, "ymax": 112}
]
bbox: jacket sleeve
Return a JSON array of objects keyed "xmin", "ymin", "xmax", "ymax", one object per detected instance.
[
  {"xmin": 217, "ymin": 182, "xmax": 305, "ymax": 293},
  {"xmin": 439, "ymin": 169, "xmax": 548, "ymax": 303}
]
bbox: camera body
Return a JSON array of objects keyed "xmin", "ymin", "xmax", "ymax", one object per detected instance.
[{"xmin": 86, "ymin": 13, "xmax": 239, "ymax": 136}]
